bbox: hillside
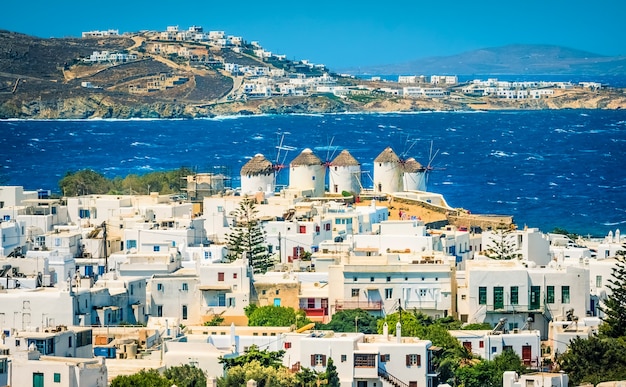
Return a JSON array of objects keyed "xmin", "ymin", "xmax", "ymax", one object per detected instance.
[
  {"xmin": 0, "ymin": 31, "xmax": 625, "ymax": 119},
  {"xmin": 345, "ymin": 44, "xmax": 626, "ymax": 76}
]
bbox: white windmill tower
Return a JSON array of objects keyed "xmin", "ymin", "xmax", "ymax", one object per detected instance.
[
  {"xmin": 240, "ymin": 154, "xmax": 275, "ymax": 195},
  {"xmin": 402, "ymin": 157, "xmax": 427, "ymax": 192},
  {"xmin": 373, "ymin": 147, "xmax": 403, "ymax": 194},
  {"xmin": 328, "ymin": 149, "xmax": 362, "ymax": 195},
  {"xmin": 289, "ymin": 148, "xmax": 325, "ymax": 197}
]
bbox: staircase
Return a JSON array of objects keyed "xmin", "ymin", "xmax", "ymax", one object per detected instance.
[{"xmin": 378, "ymin": 366, "xmax": 409, "ymax": 387}]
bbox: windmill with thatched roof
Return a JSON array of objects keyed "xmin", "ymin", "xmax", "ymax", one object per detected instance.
[
  {"xmin": 289, "ymin": 148, "xmax": 325, "ymax": 197},
  {"xmin": 373, "ymin": 147, "xmax": 404, "ymax": 194},
  {"xmin": 328, "ymin": 149, "xmax": 362, "ymax": 195},
  {"xmin": 240, "ymin": 153, "xmax": 275, "ymax": 195}
]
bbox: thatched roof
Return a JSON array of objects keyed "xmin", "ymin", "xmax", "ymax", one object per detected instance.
[
  {"xmin": 290, "ymin": 148, "xmax": 322, "ymax": 166},
  {"xmin": 374, "ymin": 147, "xmax": 400, "ymax": 163},
  {"xmin": 403, "ymin": 157, "xmax": 426, "ymax": 173},
  {"xmin": 240, "ymin": 154, "xmax": 274, "ymax": 176},
  {"xmin": 331, "ymin": 150, "xmax": 360, "ymax": 167}
]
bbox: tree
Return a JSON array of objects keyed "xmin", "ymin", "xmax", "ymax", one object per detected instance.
[
  {"xmin": 295, "ymin": 367, "xmax": 321, "ymax": 387},
  {"xmin": 163, "ymin": 364, "xmax": 207, "ymax": 387},
  {"xmin": 110, "ymin": 369, "xmax": 172, "ymax": 387},
  {"xmin": 245, "ymin": 305, "xmax": 310, "ymax": 328},
  {"xmin": 219, "ymin": 345, "xmax": 285, "ymax": 371},
  {"xmin": 455, "ymin": 350, "xmax": 526, "ymax": 387},
  {"xmin": 324, "ymin": 357, "xmax": 340, "ymax": 387},
  {"xmin": 484, "ymin": 227, "xmax": 521, "ymax": 260},
  {"xmin": 599, "ymin": 255, "xmax": 626, "ymax": 338},
  {"xmin": 59, "ymin": 169, "xmax": 112, "ymax": 196},
  {"xmin": 225, "ymin": 197, "xmax": 274, "ymax": 273},
  {"xmin": 557, "ymin": 335, "xmax": 626, "ymax": 385},
  {"xmin": 320, "ymin": 309, "xmax": 378, "ymax": 333},
  {"xmin": 217, "ymin": 359, "xmax": 296, "ymax": 387}
]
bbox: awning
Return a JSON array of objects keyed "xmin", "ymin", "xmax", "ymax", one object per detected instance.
[{"xmin": 198, "ymin": 285, "xmax": 231, "ymax": 291}]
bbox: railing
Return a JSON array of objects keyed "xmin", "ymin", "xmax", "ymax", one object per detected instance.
[
  {"xmin": 378, "ymin": 366, "xmax": 409, "ymax": 387},
  {"xmin": 301, "ymin": 307, "xmax": 328, "ymax": 317},
  {"xmin": 335, "ymin": 300, "xmax": 383, "ymax": 311}
]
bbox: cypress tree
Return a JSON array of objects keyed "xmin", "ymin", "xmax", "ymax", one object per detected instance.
[
  {"xmin": 599, "ymin": 253, "xmax": 626, "ymax": 338},
  {"xmin": 225, "ymin": 197, "xmax": 274, "ymax": 274}
]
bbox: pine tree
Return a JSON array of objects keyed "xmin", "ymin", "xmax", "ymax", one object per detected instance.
[
  {"xmin": 324, "ymin": 357, "xmax": 340, "ymax": 387},
  {"xmin": 599, "ymin": 254, "xmax": 626, "ymax": 338},
  {"xmin": 484, "ymin": 227, "xmax": 521, "ymax": 260},
  {"xmin": 225, "ymin": 197, "xmax": 274, "ymax": 274}
]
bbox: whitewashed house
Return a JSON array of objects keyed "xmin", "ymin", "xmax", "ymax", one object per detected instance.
[
  {"xmin": 461, "ymin": 259, "xmax": 589, "ymax": 339},
  {"xmin": 449, "ymin": 328, "xmax": 541, "ymax": 365},
  {"xmin": 327, "ymin": 251, "xmax": 457, "ymax": 319}
]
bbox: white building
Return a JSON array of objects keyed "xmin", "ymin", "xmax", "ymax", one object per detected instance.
[
  {"xmin": 449, "ymin": 328, "xmax": 541, "ymax": 365},
  {"xmin": 460, "ymin": 259, "xmax": 589, "ymax": 339},
  {"xmin": 328, "ymin": 248, "xmax": 456, "ymax": 319},
  {"xmin": 10, "ymin": 349, "xmax": 107, "ymax": 387}
]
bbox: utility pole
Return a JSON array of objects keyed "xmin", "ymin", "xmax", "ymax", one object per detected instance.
[
  {"xmin": 278, "ymin": 232, "xmax": 281, "ymax": 264},
  {"xmin": 102, "ymin": 222, "xmax": 108, "ymax": 274}
]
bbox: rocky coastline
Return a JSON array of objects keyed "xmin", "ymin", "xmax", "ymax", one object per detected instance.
[{"xmin": 3, "ymin": 88, "xmax": 625, "ymax": 120}]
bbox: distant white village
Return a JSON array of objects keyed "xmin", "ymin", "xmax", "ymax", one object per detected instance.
[
  {"xmin": 77, "ymin": 26, "xmax": 603, "ymax": 101},
  {"xmin": 0, "ymin": 143, "xmax": 623, "ymax": 387}
]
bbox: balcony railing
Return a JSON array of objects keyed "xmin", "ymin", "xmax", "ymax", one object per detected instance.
[{"xmin": 335, "ymin": 300, "xmax": 383, "ymax": 311}]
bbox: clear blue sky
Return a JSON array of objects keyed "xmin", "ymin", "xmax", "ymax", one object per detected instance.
[{"xmin": 3, "ymin": 0, "xmax": 625, "ymax": 70}]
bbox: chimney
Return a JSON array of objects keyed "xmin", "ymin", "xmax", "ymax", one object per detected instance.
[{"xmin": 396, "ymin": 321, "xmax": 401, "ymax": 343}]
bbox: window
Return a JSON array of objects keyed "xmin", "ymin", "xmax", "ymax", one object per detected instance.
[
  {"xmin": 406, "ymin": 354, "xmax": 421, "ymax": 366},
  {"xmin": 351, "ymin": 289, "xmax": 359, "ymax": 297},
  {"xmin": 325, "ymin": 223, "xmax": 331, "ymax": 231},
  {"xmin": 547, "ymin": 286, "xmax": 555, "ymax": 304},
  {"xmin": 228, "ymin": 298, "xmax": 236, "ymax": 307},
  {"xmin": 79, "ymin": 209, "xmax": 90, "ymax": 218},
  {"xmin": 182, "ymin": 283, "xmax": 188, "ymax": 291},
  {"xmin": 386, "ymin": 276, "xmax": 391, "ymax": 282},
  {"xmin": 385, "ymin": 288, "xmax": 393, "ymax": 299},
  {"xmin": 153, "ymin": 245, "xmax": 160, "ymax": 252},
  {"xmin": 68, "ymin": 336, "xmax": 72, "ymax": 348},
  {"xmin": 370, "ymin": 277, "xmax": 374, "ymax": 282},
  {"xmin": 308, "ymin": 298, "xmax": 316, "ymax": 309},
  {"xmin": 54, "ymin": 373, "xmax": 61, "ymax": 383},
  {"xmin": 494, "ymin": 287, "xmax": 504, "ymax": 309},
  {"xmin": 311, "ymin": 354, "xmax": 327, "ymax": 366},
  {"xmin": 353, "ymin": 277, "xmax": 358, "ymax": 282},
  {"xmin": 274, "ymin": 298, "xmax": 281, "ymax": 306},
  {"xmin": 157, "ymin": 305, "xmax": 163, "ymax": 317},
  {"xmin": 157, "ymin": 283, "xmax": 163, "ymax": 292},
  {"xmin": 284, "ymin": 342, "xmax": 292, "ymax": 349},
  {"xmin": 127, "ymin": 239, "xmax": 137, "ymax": 249},
  {"xmin": 380, "ymin": 354, "xmax": 390, "ymax": 362},
  {"xmin": 299, "ymin": 225, "xmax": 306, "ymax": 233},
  {"xmin": 479, "ymin": 340, "xmax": 484, "ymax": 348},
  {"xmin": 218, "ymin": 272, "xmax": 225, "ymax": 281},
  {"xmin": 182, "ymin": 305, "xmax": 188, "ymax": 320},
  {"xmin": 478, "ymin": 287, "xmax": 487, "ymax": 305},
  {"xmin": 341, "ymin": 354, "xmax": 347, "ymax": 362},
  {"xmin": 562, "ymin": 286, "xmax": 570, "ymax": 304},
  {"xmin": 233, "ymin": 273, "xmax": 238, "ymax": 279},
  {"xmin": 218, "ymin": 293, "xmax": 226, "ymax": 307},
  {"xmin": 419, "ymin": 289, "xmax": 427, "ymax": 297},
  {"xmin": 511, "ymin": 286, "xmax": 519, "ymax": 305},
  {"xmin": 354, "ymin": 354, "xmax": 376, "ymax": 367},
  {"xmin": 596, "ymin": 275, "xmax": 602, "ymax": 288}
]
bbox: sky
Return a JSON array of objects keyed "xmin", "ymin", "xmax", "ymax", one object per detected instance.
[{"xmin": 3, "ymin": 0, "xmax": 626, "ymax": 70}]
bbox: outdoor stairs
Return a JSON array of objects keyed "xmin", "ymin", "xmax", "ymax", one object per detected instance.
[{"xmin": 378, "ymin": 366, "xmax": 409, "ymax": 387}]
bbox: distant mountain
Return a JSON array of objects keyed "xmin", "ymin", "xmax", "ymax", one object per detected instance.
[{"xmin": 342, "ymin": 44, "xmax": 626, "ymax": 76}]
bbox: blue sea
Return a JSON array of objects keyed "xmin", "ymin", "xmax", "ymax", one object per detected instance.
[{"xmin": 1, "ymin": 109, "xmax": 625, "ymax": 237}]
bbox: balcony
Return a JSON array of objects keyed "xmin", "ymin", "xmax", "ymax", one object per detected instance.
[
  {"xmin": 484, "ymin": 304, "xmax": 544, "ymax": 314},
  {"xmin": 335, "ymin": 300, "xmax": 383, "ymax": 311}
]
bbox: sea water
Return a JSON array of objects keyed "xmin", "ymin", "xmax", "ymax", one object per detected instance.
[{"xmin": 1, "ymin": 109, "xmax": 625, "ymax": 236}]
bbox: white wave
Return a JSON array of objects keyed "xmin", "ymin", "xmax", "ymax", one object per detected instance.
[
  {"xmin": 491, "ymin": 150, "xmax": 516, "ymax": 158},
  {"xmin": 603, "ymin": 220, "xmax": 626, "ymax": 226}
]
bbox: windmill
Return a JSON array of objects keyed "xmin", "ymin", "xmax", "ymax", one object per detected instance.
[{"xmin": 272, "ymin": 132, "xmax": 296, "ymax": 190}]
